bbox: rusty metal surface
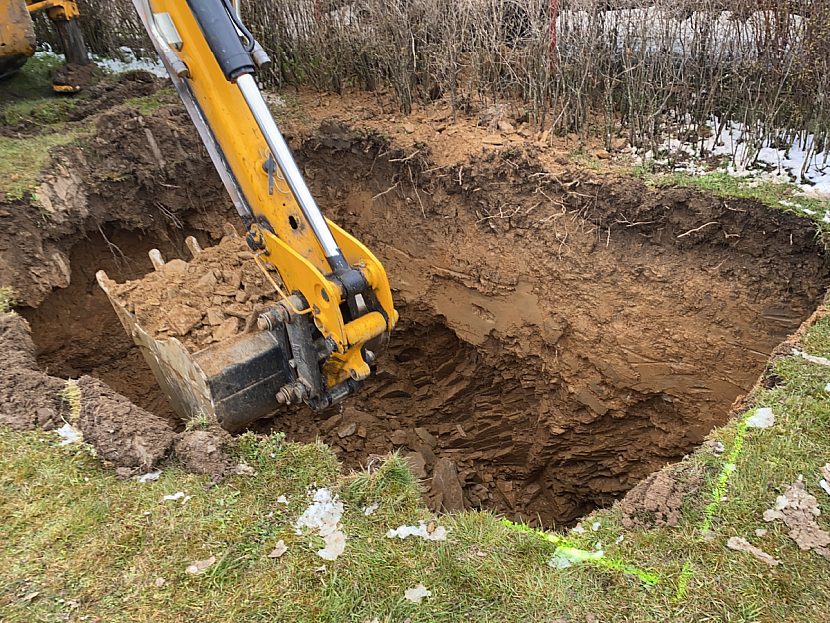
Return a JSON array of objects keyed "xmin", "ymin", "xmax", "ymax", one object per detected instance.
[{"xmin": 1, "ymin": 0, "xmax": 37, "ymax": 59}]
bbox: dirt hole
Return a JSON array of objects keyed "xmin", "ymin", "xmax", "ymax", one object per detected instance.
[{"xmin": 16, "ymin": 134, "xmax": 830, "ymax": 528}]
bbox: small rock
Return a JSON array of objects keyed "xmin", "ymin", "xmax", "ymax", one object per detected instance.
[
  {"xmin": 154, "ymin": 577, "xmax": 165, "ymax": 588},
  {"xmin": 403, "ymin": 451, "xmax": 427, "ymax": 478},
  {"xmin": 497, "ymin": 120, "xmax": 515, "ymax": 133},
  {"xmin": 167, "ymin": 304, "xmax": 203, "ymax": 336},
  {"xmin": 198, "ymin": 271, "xmax": 218, "ymax": 287},
  {"xmin": 163, "ymin": 259, "xmax": 188, "ymax": 274},
  {"xmin": 390, "ymin": 429, "xmax": 407, "ymax": 445},
  {"xmin": 594, "ymin": 149, "xmax": 611, "ymax": 160},
  {"xmin": 338, "ymin": 422, "xmax": 357, "ymax": 438},
  {"xmin": 36, "ymin": 407, "xmax": 56, "ymax": 431},
  {"xmin": 357, "ymin": 425, "xmax": 367, "ymax": 438},
  {"xmin": 213, "ymin": 317, "xmax": 240, "ymax": 342},
  {"xmin": 321, "ymin": 414, "xmax": 342, "ymax": 434},
  {"xmin": 431, "ymin": 458, "xmax": 464, "ymax": 513},
  {"xmin": 403, "ymin": 122, "xmax": 415, "ymax": 133},
  {"xmin": 206, "ymin": 307, "xmax": 225, "ymax": 326},
  {"xmin": 482, "ymin": 135, "xmax": 504, "ymax": 146},
  {"xmin": 415, "ymin": 427, "xmax": 437, "ymax": 448},
  {"xmin": 237, "ymin": 251, "xmax": 255, "ymax": 260}
]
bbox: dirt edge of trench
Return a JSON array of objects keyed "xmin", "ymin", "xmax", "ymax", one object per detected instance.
[{"xmin": 1, "ymin": 103, "xmax": 829, "ymax": 528}]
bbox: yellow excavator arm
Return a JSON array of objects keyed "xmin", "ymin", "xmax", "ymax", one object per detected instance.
[
  {"xmin": 1, "ymin": 0, "xmax": 89, "ymax": 88},
  {"xmin": 98, "ymin": 0, "xmax": 397, "ymax": 430}
]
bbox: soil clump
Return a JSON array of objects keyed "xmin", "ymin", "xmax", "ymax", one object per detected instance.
[
  {"xmin": 174, "ymin": 427, "xmax": 233, "ymax": 477},
  {"xmin": 52, "ymin": 62, "xmax": 95, "ymax": 91},
  {"xmin": 75, "ymin": 375, "xmax": 177, "ymax": 469},
  {"xmin": 618, "ymin": 465, "xmax": 703, "ymax": 529},
  {"xmin": 0, "ymin": 314, "xmax": 66, "ymax": 432}
]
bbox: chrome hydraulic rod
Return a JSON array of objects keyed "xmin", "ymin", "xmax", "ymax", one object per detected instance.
[{"xmin": 235, "ymin": 73, "xmax": 346, "ymax": 267}]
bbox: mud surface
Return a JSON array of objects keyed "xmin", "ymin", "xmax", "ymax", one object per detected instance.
[
  {"xmin": 2, "ymin": 97, "xmax": 829, "ymax": 526},
  {"xmin": 76, "ymin": 375, "xmax": 176, "ymax": 468},
  {"xmin": 0, "ymin": 314, "xmax": 66, "ymax": 432},
  {"xmin": 174, "ymin": 428, "xmax": 233, "ymax": 477}
]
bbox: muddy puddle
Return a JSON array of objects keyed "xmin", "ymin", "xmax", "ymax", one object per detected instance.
[{"xmin": 4, "ymin": 102, "xmax": 829, "ymax": 527}]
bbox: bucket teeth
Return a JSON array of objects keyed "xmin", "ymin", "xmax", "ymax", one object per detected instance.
[
  {"xmin": 149, "ymin": 249, "xmax": 165, "ymax": 272},
  {"xmin": 185, "ymin": 236, "xmax": 203, "ymax": 256}
]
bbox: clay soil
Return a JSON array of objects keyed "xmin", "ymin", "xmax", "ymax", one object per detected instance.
[{"xmin": 2, "ymin": 86, "xmax": 829, "ymax": 527}]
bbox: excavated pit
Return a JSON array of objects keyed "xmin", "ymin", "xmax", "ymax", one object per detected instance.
[{"xmin": 7, "ymin": 114, "xmax": 830, "ymax": 527}]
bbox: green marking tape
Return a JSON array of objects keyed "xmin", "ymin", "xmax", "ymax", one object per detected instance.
[
  {"xmin": 500, "ymin": 520, "xmax": 659, "ymax": 586},
  {"xmin": 698, "ymin": 416, "xmax": 750, "ymax": 538}
]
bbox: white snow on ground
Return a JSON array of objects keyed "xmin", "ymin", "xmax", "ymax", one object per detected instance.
[
  {"xmin": 34, "ymin": 47, "xmax": 166, "ymax": 78},
  {"xmin": 633, "ymin": 118, "xmax": 830, "ymax": 201}
]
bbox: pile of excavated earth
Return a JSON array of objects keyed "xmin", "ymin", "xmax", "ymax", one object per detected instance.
[{"xmin": 2, "ymin": 72, "xmax": 829, "ymax": 528}]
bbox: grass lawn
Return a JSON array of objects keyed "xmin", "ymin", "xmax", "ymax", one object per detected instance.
[{"xmin": 2, "ymin": 301, "xmax": 830, "ymax": 622}]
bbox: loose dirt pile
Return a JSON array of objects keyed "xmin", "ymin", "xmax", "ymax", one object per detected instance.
[{"xmin": 109, "ymin": 235, "xmax": 281, "ymax": 353}]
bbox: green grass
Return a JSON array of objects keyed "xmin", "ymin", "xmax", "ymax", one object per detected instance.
[
  {"xmin": 0, "ymin": 129, "xmax": 85, "ymax": 200},
  {"xmin": 1, "ymin": 98, "xmax": 80, "ymax": 126},
  {"xmin": 0, "ymin": 287, "xmax": 15, "ymax": 315},
  {"xmin": 0, "ymin": 54, "xmax": 64, "ymax": 97},
  {"xmin": 124, "ymin": 88, "xmax": 178, "ymax": 115},
  {"xmin": 3, "ymin": 314, "xmax": 830, "ymax": 623}
]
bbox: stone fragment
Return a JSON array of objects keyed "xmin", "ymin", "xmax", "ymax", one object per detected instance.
[
  {"xmin": 206, "ymin": 307, "xmax": 225, "ymax": 326},
  {"xmin": 431, "ymin": 458, "xmax": 464, "ymax": 513},
  {"xmin": 415, "ymin": 443, "xmax": 436, "ymax": 466},
  {"xmin": 213, "ymin": 317, "xmax": 240, "ymax": 342},
  {"xmin": 321, "ymin": 414, "xmax": 342, "ymax": 434},
  {"xmin": 576, "ymin": 386, "xmax": 608, "ymax": 416},
  {"xmin": 403, "ymin": 122, "xmax": 415, "ymax": 133},
  {"xmin": 338, "ymin": 422, "xmax": 357, "ymax": 438},
  {"xmin": 403, "ymin": 451, "xmax": 427, "ymax": 478},
  {"xmin": 482, "ymin": 135, "xmax": 503, "ymax": 145},
  {"xmin": 167, "ymin": 304, "xmax": 203, "ymax": 336},
  {"xmin": 390, "ymin": 429, "xmax": 407, "ymax": 445},
  {"xmin": 198, "ymin": 271, "xmax": 218, "ymax": 287},
  {"xmin": 357, "ymin": 425, "xmax": 367, "ymax": 438},
  {"xmin": 415, "ymin": 427, "xmax": 437, "ymax": 448},
  {"xmin": 163, "ymin": 259, "xmax": 188, "ymax": 274},
  {"xmin": 497, "ymin": 120, "xmax": 515, "ymax": 133},
  {"xmin": 594, "ymin": 149, "xmax": 611, "ymax": 159}
]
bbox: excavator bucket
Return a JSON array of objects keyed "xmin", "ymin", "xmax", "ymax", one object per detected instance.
[{"xmin": 96, "ymin": 241, "xmax": 295, "ymax": 432}]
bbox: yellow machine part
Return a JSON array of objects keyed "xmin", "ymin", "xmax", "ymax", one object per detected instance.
[
  {"xmin": 0, "ymin": 0, "xmax": 37, "ymax": 58},
  {"xmin": 147, "ymin": 0, "xmax": 397, "ymax": 389}
]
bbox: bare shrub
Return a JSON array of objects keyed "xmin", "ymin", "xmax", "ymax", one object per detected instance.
[{"xmin": 35, "ymin": 0, "xmax": 829, "ymax": 169}]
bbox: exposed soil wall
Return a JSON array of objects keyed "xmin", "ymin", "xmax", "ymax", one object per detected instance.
[{"xmin": 2, "ymin": 101, "xmax": 828, "ymax": 527}]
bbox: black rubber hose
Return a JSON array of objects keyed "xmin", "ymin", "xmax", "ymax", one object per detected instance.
[
  {"xmin": 219, "ymin": 0, "xmax": 256, "ymax": 53},
  {"xmin": 185, "ymin": 0, "xmax": 254, "ymax": 81}
]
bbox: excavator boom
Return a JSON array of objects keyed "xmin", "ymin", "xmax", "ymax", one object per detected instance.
[{"xmin": 97, "ymin": 0, "xmax": 398, "ymax": 431}]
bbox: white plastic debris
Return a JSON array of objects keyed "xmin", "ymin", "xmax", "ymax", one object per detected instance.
[
  {"xmin": 319, "ymin": 531, "xmax": 347, "ymax": 561},
  {"xmin": 824, "ymin": 383, "xmax": 830, "ymax": 392},
  {"xmin": 793, "ymin": 349, "xmax": 830, "ymax": 367},
  {"xmin": 56, "ymin": 423, "xmax": 82, "ymax": 446},
  {"xmin": 164, "ymin": 492, "xmax": 185, "ymax": 501},
  {"xmin": 295, "ymin": 488, "xmax": 346, "ymax": 560},
  {"xmin": 571, "ymin": 523, "xmax": 586, "ymax": 534},
  {"xmin": 591, "ymin": 521, "xmax": 601, "ymax": 531},
  {"xmin": 296, "ymin": 488, "xmax": 343, "ymax": 536},
  {"xmin": 135, "ymin": 470, "xmax": 162, "ymax": 483},
  {"xmin": 404, "ymin": 584, "xmax": 431, "ymax": 604},
  {"xmin": 268, "ymin": 540, "xmax": 288, "ymax": 558},
  {"xmin": 363, "ymin": 502, "xmax": 379, "ymax": 516},
  {"xmin": 386, "ymin": 520, "xmax": 448, "ymax": 541},
  {"xmin": 615, "ymin": 534, "xmax": 625, "ymax": 544},
  {"xmin": 820, "ymin": 464, "xmax": 830, "ymax": 496},
  {"xmin": 746, "ymin": 408, "xmax": 775, "ymax": 429},
  {"xmin": 277, "ymin": 495, "xmax": 289, "ymax": 504},
  {"xmin": 185, "ymin": 556, "xmax": 216, "ymax": 575}
]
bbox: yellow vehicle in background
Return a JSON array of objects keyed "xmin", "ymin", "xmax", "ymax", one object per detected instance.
[{"xmin": 0, "ymin": 0, "xmax": 89, "ymax": 90}]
